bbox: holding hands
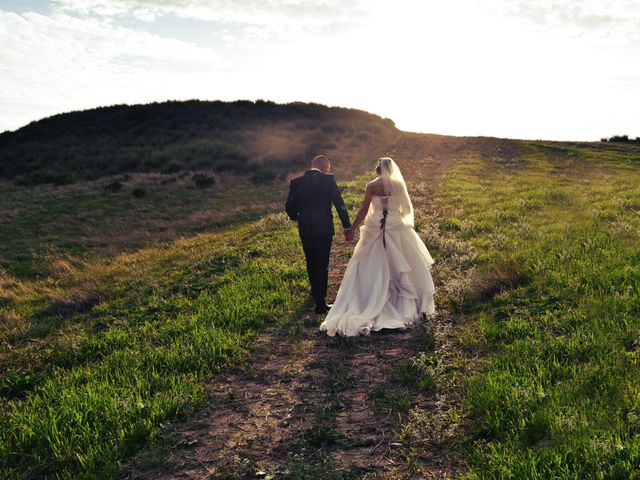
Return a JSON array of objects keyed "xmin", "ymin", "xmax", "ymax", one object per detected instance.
[{"xmin": 344, "ymin": 228, "xmax": 356, "ymax": 242}]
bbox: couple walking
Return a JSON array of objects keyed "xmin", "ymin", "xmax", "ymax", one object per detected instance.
[{"xmin": 285, "ymin": 155, "xmax": 435, "ymax": 337}]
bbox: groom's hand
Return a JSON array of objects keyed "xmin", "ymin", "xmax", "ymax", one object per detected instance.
[{"xmin": 343, "ymin": 228, "xmax": 351, "ymax": 241}]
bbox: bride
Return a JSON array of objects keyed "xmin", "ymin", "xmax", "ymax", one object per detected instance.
[{"xmin": 320, "ymin": 157, "xmax": 435, "ymax": 337}]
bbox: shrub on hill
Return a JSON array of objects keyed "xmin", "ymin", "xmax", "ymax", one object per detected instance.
[
  {"xmin": 103, "ymin": 180, "xmax": 122, "ymax": 193},
  {"xmin": 192, "ymin": 173, "xmax": 214, "ymax": 188},
  {"xmin": 600, "ymin": 134, "xmax": 640, "ymax": 144}
]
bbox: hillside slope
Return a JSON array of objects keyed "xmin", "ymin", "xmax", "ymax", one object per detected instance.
[{"xmin": 0, "ymin": 100, "xmax": 398, "ymax": 185}]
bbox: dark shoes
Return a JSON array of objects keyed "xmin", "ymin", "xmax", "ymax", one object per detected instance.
[{"xmin": 314, "ymin": 303, "xmax": 332, "ymax": 314}]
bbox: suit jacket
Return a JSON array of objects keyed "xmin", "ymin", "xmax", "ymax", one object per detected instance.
[{"xmin": 285, "ymin": 170, "xmax": 351, "ymax": 236}]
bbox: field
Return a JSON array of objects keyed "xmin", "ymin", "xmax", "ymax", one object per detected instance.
[
  {"xmin": 1, "ymin": 124, "xmax": 639, "ymax": 479},
  {"xmin": 0, "ymin": 172, "xmax": 287, "ymax": 277},
  {"xmin": 442, "ymin": 140, "xmax": 640, "ymax": 478}
]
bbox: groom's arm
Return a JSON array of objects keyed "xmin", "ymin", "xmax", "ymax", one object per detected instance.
[
  {"xmin": 330, "ymin": 178, "xmax": 351, "ymax": 230},
  {"xmin": 285, "ymin": 182, "xmax": 298, "ymax": 221}
]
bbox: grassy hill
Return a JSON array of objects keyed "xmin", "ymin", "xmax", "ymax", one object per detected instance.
[
  {"xmin": 1, "ymin": 104, "xmax": 640, "ymax": 478},
  {"xmin": 0, "ymin": 100, "xmax": 398, "ymax": 186},
  {"xmin": 0, "ymin": 101, "xmax": 399, "ymax": 277}
]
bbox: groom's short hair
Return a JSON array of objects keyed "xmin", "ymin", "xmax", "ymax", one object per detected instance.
[{"xmin": 311, "ymin": 155, "xmax": 329, "ymax": 169}]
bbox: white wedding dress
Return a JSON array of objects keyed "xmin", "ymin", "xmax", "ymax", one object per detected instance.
[{"xmin": 320, "ymin": 162, "xmax": 435, "ymax": 337}]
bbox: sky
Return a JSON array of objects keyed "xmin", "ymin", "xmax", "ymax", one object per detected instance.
[{"xmin": 0, "ymin": 0, "xmax": 638, "ymax": 140}]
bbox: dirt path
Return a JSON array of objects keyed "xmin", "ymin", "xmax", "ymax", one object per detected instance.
[{"xmin": 125, "ymin": 133, "xmax": 503, "ymax": 479}]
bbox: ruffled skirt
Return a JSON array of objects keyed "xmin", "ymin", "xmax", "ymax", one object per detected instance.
[{"xmin": 320, "ymin": 213, "xmax": 435, "ymax": 337}]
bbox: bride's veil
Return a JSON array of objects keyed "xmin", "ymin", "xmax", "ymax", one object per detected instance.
[{"xmin": 379, "ymin": 157, "xmax": 414, "ymax": 227}]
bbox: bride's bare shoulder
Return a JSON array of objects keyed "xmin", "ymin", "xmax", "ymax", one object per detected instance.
[
  {"xmin": 366, "ymin": 177, "xmax": 383, "ymax": 187},
  {"xmin": 367, "ymin": 177, "xmax": 385, "ymax": 195}
]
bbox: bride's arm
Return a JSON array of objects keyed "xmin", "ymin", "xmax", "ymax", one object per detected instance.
[{"xmin": 347, "ymin": 184, "xmax": 373, "ymax": 239}]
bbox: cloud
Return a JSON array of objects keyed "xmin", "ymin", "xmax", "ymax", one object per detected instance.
[
  {"xmin": 0, "ymin": 9, "xmax": 226, "ymax": 131},
  {"xmin": 493, "ymin": 0, "xmax": 640, "ymax": 45},
  {"xmin": 50, "ymin": 0, "xmax": 369, "ymax": 31},
  {"xmin": 0, "ymin": 10, "xmax": 224, "ymax": 69},
  {"xmin": 131, "ymin": 6, "xmax": 159, "ymax": 22}
]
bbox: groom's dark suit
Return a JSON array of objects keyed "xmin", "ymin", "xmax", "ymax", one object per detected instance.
[{"xmin": 285, "ymin": 169, "xmax": 351, "ymax": 310}]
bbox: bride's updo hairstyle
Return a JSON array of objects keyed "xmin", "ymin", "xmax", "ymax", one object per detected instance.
[{"xmin": 376, "ymin": 157, "xmax": 393, "ymax": 175}]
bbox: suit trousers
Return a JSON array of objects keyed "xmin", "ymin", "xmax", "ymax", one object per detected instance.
[{"xmin": 300, "ymin": 234, "xmax": 332, "ymax": 308}]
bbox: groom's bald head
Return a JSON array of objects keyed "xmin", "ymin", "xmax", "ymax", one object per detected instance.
[{"xmin": 311, "ymin": 155, "xmax": 330, "ymax": 173}]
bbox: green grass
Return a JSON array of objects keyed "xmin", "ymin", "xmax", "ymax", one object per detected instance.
[
  {"xmin": 3, "ymin": 134, "xmax": 640, "ymax": 478},
  {"xmin": 0, "ymin": 213, "xmax": 309, "ymax": 479},
  {"xmin": 0, "ymin": 146, "xmax": 375, "ymax": 478},
  {"xmin": 438, "ymin": 142, "xmax": 640, "ymax": 478},
  {"xmin": 0, "ymin": 173, "xmax": 287, "ymax": 278}
]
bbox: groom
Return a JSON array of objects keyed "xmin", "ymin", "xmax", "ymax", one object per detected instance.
[{"xmin": 286, "ymin": 155, "xmax": 351, "ymax": 313}]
